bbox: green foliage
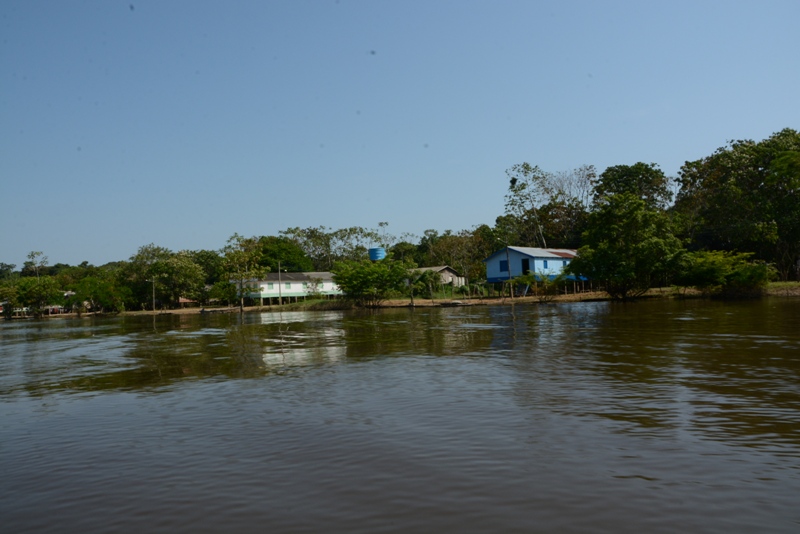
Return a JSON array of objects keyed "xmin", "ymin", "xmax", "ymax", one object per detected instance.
[
  {"xmin": 0, "ymin": 263, "xmax": 17, "ymax": 279},
  {"xmin": 17, "ymin": 275, "xmax": 62, "ymax": 317},
  {"xmin": 223, "ymin": 234, "xmax": 269, "ymax": 310},
  {"xmin": 119, "ymin": 244, "xmax": 207, "ymax": 310},
  {"xmin": 676, "ymin": 250, "xmax": 774, "ymax": 296},
  {"xmin": 187, "ymin": 249, "xmax": 225, "ymax": 285},
  {"xmin": 21, "ymin": 251, "xmax": 49, "ymax": 279},
  {"xmin": 567, "ymin": 193, "xmax": 684, "ymax": 300},
  {"xmin": 332, "ymin": 259, "xmax": 412, "ymax": 307},
  {"xmin": 538, "ymin": 195, "xmax": 589, "ymax": 249},
  {"xmin": 504, "ymin": 163, "xmax": 551, "ymax": 247},
  {"xmin": 120, "ymin": 245, "xmax": 172, "ymax": 308},
  {"xmin": 675, "ymin": 128, "xmax": 800, "ymax": 280},
  {"xmin": 158, "ymin": 252, "xmax": 206, "ymax": 305},
  {"xmin": 67, "ymin": 275, "xmax": 130, "ymax": 313},
  {"xmin": 593, "ymin": 162, "xmax": 672, "ymax": 209},
  {"xmin": 280, "ymin": 226, "xmax": 381, "ymax": 271},
  {"xmin": 0, "ymin": 282, "xmax": 20, "ymax": 319},
  {"xmin": 424, "ymin": 229, "xmax": 484, "ymax": 286},
  {"xmin": 258, "ymin": 235, "xmax": 314, "ymax": 272},
  {"xmin": 304, "ymin": 276, "xmax": 324, "ymax": 299},
  {"xmin": 209, "ymin": 279, "xmax": 237, "ymax": 306},
  {"xmin": 54, "ymin": 263, "xmax": 98, "ymax": 288},
  {"xmin": 389, "ymin": 241, "xmax": 420, "ymax": 264},
  {"xmin": 410, "ymin": 269, "xmax": 441, "ymax": 301},
  {"xmin": 503, "ymin": 163, "xmax": 593, "ymax": 249},
  {"xmin": 513, "ymin": 272, "xmax": 566, "ymax": 302}
]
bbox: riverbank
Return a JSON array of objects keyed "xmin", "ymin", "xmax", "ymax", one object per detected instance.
[
  {"xmin": 87, "ymin": 282, "xmax": 800, "ymax": 317},
  {"xmin": 9, "ymin": 282, "xmax": 800, "ymax": 320}
]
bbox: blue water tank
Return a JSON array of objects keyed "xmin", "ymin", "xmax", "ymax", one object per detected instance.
[{"xmin": 369, "ymin": 247, "xmax": 386, "ymax": 261}]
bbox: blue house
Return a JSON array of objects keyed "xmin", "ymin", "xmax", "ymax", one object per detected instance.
[{"xmin": 484, "ymin": 247, "xmax": 578, "ymax": 283}]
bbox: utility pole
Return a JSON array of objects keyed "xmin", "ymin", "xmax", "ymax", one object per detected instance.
[
  {"xmin": 506, "ymin": 245, "xmax": 513, "ymax": 300},
  {"xmin": 278, "ymin": 260, "xmax": 283, "ymax": 306},
  {"xmin": 147, "ymin": 276, "xmax": 157, "ymax": 314}
]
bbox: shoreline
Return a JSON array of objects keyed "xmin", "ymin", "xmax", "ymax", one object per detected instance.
[{"xmin": 11, "ymin": 283, "xmax": 800, "ymax": 320}]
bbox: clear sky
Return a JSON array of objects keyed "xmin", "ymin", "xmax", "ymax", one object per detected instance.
[{"xmin": 2, "ymin": 0, "xmax": 798, "ymax": 267}]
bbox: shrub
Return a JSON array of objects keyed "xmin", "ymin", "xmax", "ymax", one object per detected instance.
[{"xmin": 676, "ymin": 250, "xmax": 774, "ymax": 297}]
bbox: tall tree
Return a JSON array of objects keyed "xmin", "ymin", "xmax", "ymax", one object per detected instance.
[
  {"xmin": 280, "ymin": 226, "xmax": 380, "ymax": 270},
  {"xmin": 427, "ymin": 229, "xmax": 486, "ymax": 288},
  {"xmin": 504, "ymin": 163, "xmax": 594, "ymax": 249},
  {"xmin": 593, "ymin": 162, "xmax": 672, "ymax": 210},
  {"xmin": 504, "ymin": 163, "xmax": 551, "ymax": 247},
  {"xmin": 17, "ymin": 276, "xmax": 61, "ymax": 317},
  {"xmin": 549, "ymin": 164, "xmax": 596, "ymax": 209},
  {"xmin": 120, "ymin": 244, "xmax": 173, "ymax": 310},
  {"xmin": 22, "ymin": 251, "xmax": 49, "ymax": 279},
  {"xmin": 538, "ymin": 195, "xmax": 589, "ymax": 249},
  {"xmin": 187, "ymin": 249, "xmax": 225, "ymax": 286},
  {"xmin": 280, "ymin": 226, "xmax": 335, "ymax": 270},
  {"xmin": 332, "ymin": 258, "xmax": 412, "ymax": 307},
  {"xmin": 54, "ymin": 263, "xmax": 98, "ymax": 288},
  {"xmin": 567, "ymin": 193, "xmax": 683, "ymax": 300},
  {"xmin": 258, "ymin": 236, "xmax": 313, "ymax": 272},
  {"xmin": 0, "ymin": 283, "xmax": 20, "ymax": 319},
  {"xmin": 0, "ymin": 263, "xmax": 17, "ymax": 280},
  {"xmin": 223, "ymin": 234, "xmax": 268, "ymax": 311},
  {"xmin": 160, "ymin": 252, "xmax": 206, "ymax": 306},
  {"xmin": 388, "ymin": 240, "xmax": 420, "ymax": 264},
  {"xmin": 67, "ymin": 273, "xmax": 129, "ymax": 313},
  {"xmin": 674, "ymin": 128, "xmax": 800, "ymax": 279}
]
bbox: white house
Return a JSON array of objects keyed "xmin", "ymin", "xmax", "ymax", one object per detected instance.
[
  {"xmin": 248, "ymin": 272, "xmax": 342, "ymax": 303},
  {"xmin": 483, "ymin": 247, "xmax": 578, "ymax": 283}
]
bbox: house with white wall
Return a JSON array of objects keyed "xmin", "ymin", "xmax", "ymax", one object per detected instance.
[
  {"xmin": 248, "ymin": 272, "xmax": 342, "ymax": 303},
  {"xmin": 484, "ymin": 247, "xmax": 578, "ymax": 283}
]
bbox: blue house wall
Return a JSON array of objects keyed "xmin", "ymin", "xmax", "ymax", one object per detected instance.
[{"xmin": 484, "ymin": 247, "xmax": 578, "ymax": 283}]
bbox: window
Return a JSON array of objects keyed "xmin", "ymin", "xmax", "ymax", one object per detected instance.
[
  {"xmin": 499, "ymin": 260, "xmax": 508, "ymax": 272},
  {"xmin": 543, "ymin": 260, "xmax": 548, "ymax": 269},
  {"xmin": 285, "ymin": 282, "xmax": 292, "ymax": 289},
  {"xmin": 303, "ymin": 282, "xmax": 308, "ymax": 288},
  {"xmin": 521, "ymin": 258, "xmax": 530, "ymax": 274},
  {"xmin": 563, "ymin": 260, "xmax": 568, "ymax": 267},
  {"xmin": 267, "ymin": 283, "xmax": 274, "ymax": 289}
]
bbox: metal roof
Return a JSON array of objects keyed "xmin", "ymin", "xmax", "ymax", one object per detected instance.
[
  {"xmin": 484, "ymin": 247, "xmax": 578, "ymax": 262},
  {"xmin": 410, "ymin": 265, "xmax": 462, "ymax": 275},
  {"xmin": 259, "ymin": 271, "xmax": 335, "ymax": 282}
]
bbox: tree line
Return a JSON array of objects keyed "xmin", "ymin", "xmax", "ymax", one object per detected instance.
[{"xmin": 2, "ymin": 128, "xmax": 798, "ymax": 314}]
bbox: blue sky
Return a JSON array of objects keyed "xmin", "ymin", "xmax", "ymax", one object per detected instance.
[{"xmin": 2, "ymin": 0, "xmax": 798, "ymax": 267}]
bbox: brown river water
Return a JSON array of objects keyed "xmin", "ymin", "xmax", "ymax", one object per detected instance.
[{"xmin": 1, "ymin": 298, "xmax": 799, "ymax": 533}]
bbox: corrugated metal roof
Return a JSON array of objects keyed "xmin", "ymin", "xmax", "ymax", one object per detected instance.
[
  {"xmin": 484, "ymin": 247, "xmax": 578, "ymax": 262},
  {"xmin": 547, "ymin": 250, "xmax": 578, "ymax": 259},
  {"xmin": 259, "ymin": 271, "xmax": 335, "ymax": 282},
  {"xmin": 508, "ymin": 247, "xmax": 577, "ymax": 258},
  {"xmin": 410, "ymin": 266, "xmax": 462, "ymax": 275},
  {"xmin": 305, "ymin": 272, "xmax": 335, "ymax": 281},
  {"xmin": 261, "ymin": 272, "xmax": 308, "ymax": 282}
]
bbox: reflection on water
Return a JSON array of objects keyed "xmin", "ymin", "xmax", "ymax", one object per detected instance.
[{"xmin": 1, "ymin": 299, "xmax": 800, "ymax": 532}]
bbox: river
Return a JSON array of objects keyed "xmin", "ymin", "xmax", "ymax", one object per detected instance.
[{"xmin": 1, "ymin": 298, "xmax": 799, "ymax": 533}]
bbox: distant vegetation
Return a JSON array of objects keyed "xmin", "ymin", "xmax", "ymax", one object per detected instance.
[{"xmin": 2, "ymin": 128, "xmax": 798, "ymax": 314}]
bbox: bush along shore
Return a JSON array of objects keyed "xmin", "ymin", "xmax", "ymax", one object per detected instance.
[{"xmin": 12, "ymin": 282, "xmax": 799, "ymax": 320}]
